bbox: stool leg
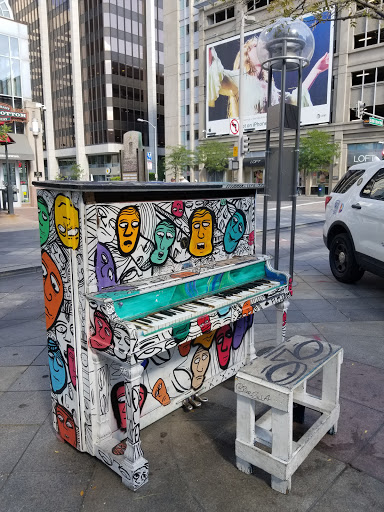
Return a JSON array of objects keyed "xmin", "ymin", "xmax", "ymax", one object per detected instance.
[
  {"xmin": 236, "ymin": 395, "xmax": 255, "ymax": 475},
  {"xmin": 322, "ymin": 351, "xmax": 342, "ymax": 434},
  {"xmin": 275, "ymin": 300, "xmax": 289, "ymax": 345},
  {"xmin": 271, "ymin": 399, "xmax": 293, "ymax": 494}
]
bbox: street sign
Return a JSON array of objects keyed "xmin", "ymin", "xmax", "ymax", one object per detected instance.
[
  {"xmin": 233, "ymin": 146, "xmax": 238, "ymax": 157},
  {"xmin": 105, "ymin": 168, "xmax": 111, "ymax": 175},
  {"xmin": 34, "ymin": 171, "xmax": 42, "ymax": 177},
  {"xmin": 147, "ymin": 152, "xmax": 152, "ymax": 161},
  {"xmin": 369, "ymin": 117, "xmax": 383, "ymax": 127},
  {"xmin": 147, "ymin": 161, "xmax": 153, "ymax": 171},
  {"xmin": 229, "ymin": 118, "xmax": 240, "ymax": 135}
]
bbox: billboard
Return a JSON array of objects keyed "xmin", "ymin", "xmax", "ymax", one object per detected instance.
[{"xmin": 206, "ymin": 14, "xmax": 334, "ymax": 136}]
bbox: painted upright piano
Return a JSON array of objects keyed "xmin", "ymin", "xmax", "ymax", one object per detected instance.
[{"xmin": 35, "ymin": 181, "xmax": 291, "ymax": 490}]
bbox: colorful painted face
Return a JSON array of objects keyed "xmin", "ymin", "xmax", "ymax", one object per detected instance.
[
  {"xmin": 152, "ymin": 378, "xmax": 170, "ymax": 406},
  {"xmin": 189, "ymin": 208, "xmax": 214, "ymax": 257},
  {"xmin": 95, "ymin": 242, "xmax": 117, "ymax": 291},
  {"xmin": 139, "ymin": 384, "xmax": 147, "ymax": 412},
  {"xmin": 42, "ymin": 251, "xmax": 64, "ymax": 330},
  {"xmin": 90, "ymin": 311, "xmax": 113, "ymax": 350},
  {"xmin": 113, "ymin": 324, "xmax": 130, "ymax": 361},
  {"xmin": 47, "ymin": 339, "xmax": 67, "ymax": 394},
  {"xmin": 55, "ymin": 315, "xmax": 73, "ymax": 346},
  {"xmin": 242, "ymin": 300, "xmax": 253, "ymax": 317},
  {"xmin": 191, "ymin": 346, "xmax": 210, "ymax": 390},
  {"xmin": 223, "ymin": 210, "xmax": 246, "ymax": 253},
  {"xmin": 233, "ymin": 315, "xmax": 253, "ymax": 350},
  {"xmin": 150, "ymin": 220, "xmax": 176, "ymax": 265},
  {"xmin": 56, "ymin": 404, "xmax": 77, "ymax": 447},
  {"xmin": 38, "ymin": 197, "xmax": 49, "ymax": 246},
  {"xmin": 112, "ymin": 383, "xmax": 126, "ymax": 429},
  {"xmin": 215, "ymin": 324, "xmax": 233, "ymax": 370},
  {"xmin": 178, "ymin": 339, "xmax": 192, "ymax": 357},
  {"xmin": 172, "ymin": 322, "xmax": 191, "ymax": 343},
  {"xmin": 67, "ymin": 345, "xmax": 76, "ymax": 387},
  {"xmin": 171, "ymin": 200, "xmax": 184, "ymax": 218},
  {"xmin": 194, "ymin": 329, "xmax": 216, "ymax": 349},
  {"xmin": 197, "ymin": 315, "xmax": 211, "ymax": 334},
  {"xmin": 54, "ymin": 194, "xmax": 80, "ymax": 249},
  {"xmin": 116, "ymin": 206, "xmax": 140, "ymax": 256}
]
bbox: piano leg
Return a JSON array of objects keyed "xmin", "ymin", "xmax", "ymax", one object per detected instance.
[
  {"xmin": 275, "ymin": 300, "xmax": 290, "ymax": 345},
  {"xmin": 119, "ymin": 364, "xmax": 149, "ymax": 491}
]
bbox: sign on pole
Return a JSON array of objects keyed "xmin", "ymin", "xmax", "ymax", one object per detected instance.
[
  {"xmin": 229, "ymin": 118, "xmax": 240, "ymax": 135},
  {"xmin": 369, "ymin": 117, "xmax": 384, "ymax": 127},
  {"xmin": 147, "ymin": 152, "xmax": 152, "ymax": 161},
  {"xmin": 233, "ymin": 146, "xmax": 238, "ymax": 157},
  {"xmin": 147, "ymin": 161, "xmax": 153, "ymax": 171}
]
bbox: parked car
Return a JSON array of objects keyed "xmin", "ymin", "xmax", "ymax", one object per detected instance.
[{"xmin": 323, "ymin": 160, "xmax": 384, "ymax": 283}]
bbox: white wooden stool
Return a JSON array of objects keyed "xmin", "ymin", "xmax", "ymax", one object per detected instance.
[{"xmin": 235, "ymin": 336, "xmax": 343, "ymax": 494}]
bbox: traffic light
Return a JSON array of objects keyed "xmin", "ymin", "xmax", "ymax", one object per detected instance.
[
  {"xmin": 241, "ymin": 135, "xmax": 249, "ymax": 154},
  {"xmin": 356, "ymin": 100, "xmax": 366, "ymax": 119}
]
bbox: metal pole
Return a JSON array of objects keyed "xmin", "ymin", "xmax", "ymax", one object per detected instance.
[
  {"xmin": 262, "ymin": 66, "xmax": 273, "ymax": 254},
  {"xmin": 237, "ymin": 5, "xmax": 245, "ymax": 183},
  {"xmin": 34, "ymin": 134, "xmax": 40, "ymax": 181},
  {"xmin": 5, "ymin": 143, "xmax": 14, "ymax": 215},
  {"xmin": 274, "ymin": 41, "xmax": 287, "ymax": 270},
  {"xmin": 154, "ymin": 125, "xmax": 158, "ymax": 181},
  {"xmin": 289, "ymin": 61, "xmax": 303, "ymax": 278}
]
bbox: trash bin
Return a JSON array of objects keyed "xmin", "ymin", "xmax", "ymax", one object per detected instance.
[{"xmin": 317, "ymin": 185, "xmax": 325, "ymax": 197}]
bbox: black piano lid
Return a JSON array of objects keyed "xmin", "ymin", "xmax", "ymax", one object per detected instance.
[{"xmin": 32, "ymin": 181, "xmax": 262, "ymax": 202}]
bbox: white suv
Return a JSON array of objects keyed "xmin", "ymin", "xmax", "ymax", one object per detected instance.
[{"xmin": 323, "ymin": 160, "xmax": 384, "ymax": 283}]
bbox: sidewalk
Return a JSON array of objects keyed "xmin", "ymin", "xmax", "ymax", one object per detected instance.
[{"xmin": 0, "ymin": 210, "xmax": 383, "ymax": 511}]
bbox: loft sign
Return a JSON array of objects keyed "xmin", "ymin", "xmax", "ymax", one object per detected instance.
[
  {"xmin": 0, "ymin": 103, "xmax": 28, "ymax": 122},
  {"xmin": 353, "ymin": 154, "xmax": 378, "ymax": 163}
]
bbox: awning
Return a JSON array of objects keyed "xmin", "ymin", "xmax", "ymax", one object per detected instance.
[{"xmin": 0, "ymin": 133, "xmax": 35, "ymax": 161}]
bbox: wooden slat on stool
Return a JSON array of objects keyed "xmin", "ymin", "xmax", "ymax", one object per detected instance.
[{"xmin": 235, "ymin": 335, "xmax": 343, "ymax": 494}]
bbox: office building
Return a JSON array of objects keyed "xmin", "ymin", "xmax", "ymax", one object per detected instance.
[
  {"xmin": 9, "ymin": 0, "xmax": 165, "ymax": 181},
  {"xmin": 164, "ymin": 1, "xmax": 384, "ymax": 191}
]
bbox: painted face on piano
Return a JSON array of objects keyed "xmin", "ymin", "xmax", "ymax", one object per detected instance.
[
  {"xmin": 116, "ymin": 206, "xmax": 140, "ymax": 256},
  {"xmin": 152, "ymin": 378, "xmax": 171, "ymax": 406},
  {"xmin": 111, "ymin": 382, "xmax": 127, "ymax": 429},
  {"xmin": 54, "ymin": 194, "xmax": 80, "ymax": 250},
  {"xmin": 223, "ymin": 210, "xmax": 247, "ymax": 254},
  {"xmin": 150, "ymin": 219, "xmax": 176, "ymax": 265},
  {"xmin": 41, "ymin": 251, "xmax": 64, "ymax": 330},
  {"xmin": 215, "ymin": 324, "xmax": 233, "ymax": 370},
  {"xmin": 90, "ymin": 311, "xmax": 113, "ymax": 350},
  {"xmin": 191, "ymin": 346, "xmax": 211, "ymax": 390},
  {"xmin": 56, "ymin": 403, "xmax": 77, "ymax": 447},
  {"xmin": 113, "ymin": 324, "xmax": 130, "ymax": 361},
  {"xmin": 197, "ymin": 314, "xmax": 211, "ymax": 334},
  {"xmin": 95, "ymin": 242, "xmax": 117, "ymax": 291},
  {"xmin": 38, "ymin": 197, "xmax": 50, "ymax": 246},
  {"xmin": 233, "ymin": 315, "xmax": 253, "ymax": 350},
  {"xmin": 171, "ymin": 200, "xmax": 184, "ymax": 218},
  {"xmin": 189, "ymin": 208, "xmax": 214, "ymax": 257},
  {"xmin": 47, "ymin": 339, "xmax": 67, "ymax": 394},
  {"xmin": 242, "ymin": 300, "xmax": 253, "ymax": 317},
  {"xmin": 66, "ymin": 345, "xmax": 77, "ymax": 388}
]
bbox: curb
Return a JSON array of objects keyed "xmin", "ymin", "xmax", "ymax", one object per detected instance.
[{"xmin": 0, "ymin": 265, "xmax": 42, "ymax": 278}]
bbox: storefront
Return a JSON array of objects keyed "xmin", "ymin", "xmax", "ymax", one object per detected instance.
[
  {"xmin": 0, "ymin": 133, "xmax": 34, "ymax": 208},
  {"xmin": 243, "ymin": 152, "xmax": 265, "ymax": 186}
]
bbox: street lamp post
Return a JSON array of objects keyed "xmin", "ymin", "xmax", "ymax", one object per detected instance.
[
  {"xmin": 257, "ymin": 18, "xmax": 314, "ymax": 274},
  {"xmin": 31, "ymin": 117, "xmax": 40, "ymax": 181},
  {"xmin": 137, "ymin": 118, "xmax": 158, "ymax": 181}
]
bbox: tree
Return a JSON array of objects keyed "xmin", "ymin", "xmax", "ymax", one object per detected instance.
[
  {"xmin": 267, "ymin": 0, "xmax": 384, "ymax": 24},
  {"xmin": 194, "ymin": 139, "xmax": 233, "ymax": 174},
  {"xmin": 165, "ymin": 145, "xmax": 195, "ymax": 181},
  {"xmin": 56, "ymin": 163, "xmax": 84, "ymax": 181},
  {"xmin": 0, "ymin": 122, "xmax": 11, "ymax": 142},
  {"xmin": 299, "ymin": 130, "xmax": 340, "ymax": 185}
]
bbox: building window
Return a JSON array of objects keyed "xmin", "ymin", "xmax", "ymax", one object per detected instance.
[
  {"xmin": 207, "ymin": 7, "xmax": 235, "ymax": 25},
  {"xmin": 352, "ymin": 67, "xmax": 384, "ymax": 86},
  {"xmin": 186, "ymin": 104, "xmax": 190, "ymax": 115},
  {"xmin": 194, "ymin": 103, "xmax": 199, "ymax": 113},
  {"xmin": 186, "ymin": 130, "xmax": 190, "ymax": 141},
  {"xmin": 194, "ymin": 76, "xmax": 199, "ymax": 87},
  {"xmin": 186, "ymin": 78, "xmax": 190, "ymax": 89},
  {"xmin": 194, "ymin": 129, "xmax": 199, "ymax": 140},
  {"xmin": 186, "ymin": 24, "xmax": 189, "ymax": 35},
  {"xmin": 194, "ymin": 48, "xmax": 199, "ymax": 60},
  {"xmin": 247, "ymin": 0, "xmax": 270, "ymax": 11},
  {"xmin": 194, "ymin": 21, "xmax": 198, "ymax": 32},
  {"xmin": 354, "ymin": 29, "xmax": 384, "ymax": 49},
  {"xmin": 186, "ymin": 51, "xmax": 190, "ymax": 62}
]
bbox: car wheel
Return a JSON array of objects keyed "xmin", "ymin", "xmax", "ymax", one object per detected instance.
[{"xmin": 329, "ymin": 233, "xmax": 365, "ymax": 283}]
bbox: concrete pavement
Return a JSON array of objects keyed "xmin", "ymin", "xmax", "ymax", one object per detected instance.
[{"xmin": 0, "ymin": 205, "xmax": 384, "ymax": 511}]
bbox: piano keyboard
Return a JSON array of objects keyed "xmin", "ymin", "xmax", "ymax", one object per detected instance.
[{"xmin": 128, "ymin": 278, "xmax": 279, "ymax": 336}]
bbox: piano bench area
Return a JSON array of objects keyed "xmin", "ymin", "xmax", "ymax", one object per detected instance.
[{"xmin": 235, "ymin": 335, "xmax": 343, "ymax": 494}]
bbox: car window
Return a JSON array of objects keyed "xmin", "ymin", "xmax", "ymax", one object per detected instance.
[
  {"xmin": 333, "ymin": 169, "xmax": 365, "ymax": 193},
  {"xmin": 360, "ymin": 168, "xmax": 384, "ymax": 200}
]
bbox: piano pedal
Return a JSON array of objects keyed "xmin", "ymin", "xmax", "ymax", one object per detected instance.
[
  {"xmin": 112, "ymin": 439, "xmax": 127, "ymax": 456},
  {"xmin": 188, "ymin": 397, "xmax": 202, "ymax": 408},
  {"xmin": 182, "ymin": 399, "xmax": 194, "ymax": 412},
  {"xmin": 194, "ymin": 393, "xmax": 208, "ymax": 403}
]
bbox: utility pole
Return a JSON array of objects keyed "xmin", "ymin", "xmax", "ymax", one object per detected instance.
[{"xmin": 237, "ymin": 2, "xmax": 245, "ymax": 183}]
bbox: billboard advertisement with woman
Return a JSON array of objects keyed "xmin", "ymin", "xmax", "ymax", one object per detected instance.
[{"xmin": 206, "ymin": 14, "xmax": 334, "ymax": 135}]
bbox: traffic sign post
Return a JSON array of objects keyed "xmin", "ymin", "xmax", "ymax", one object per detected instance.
[
  {"xmin": 233, "ymin": 146, "xmax": 238, "ymax": 157},
  {"xmin": 369, "ymin": 117, "xmax": 383, "ymax": 127},
  {"xmin": 229, "ymin": 118, "xmax": 240, "ymax": 136}
]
